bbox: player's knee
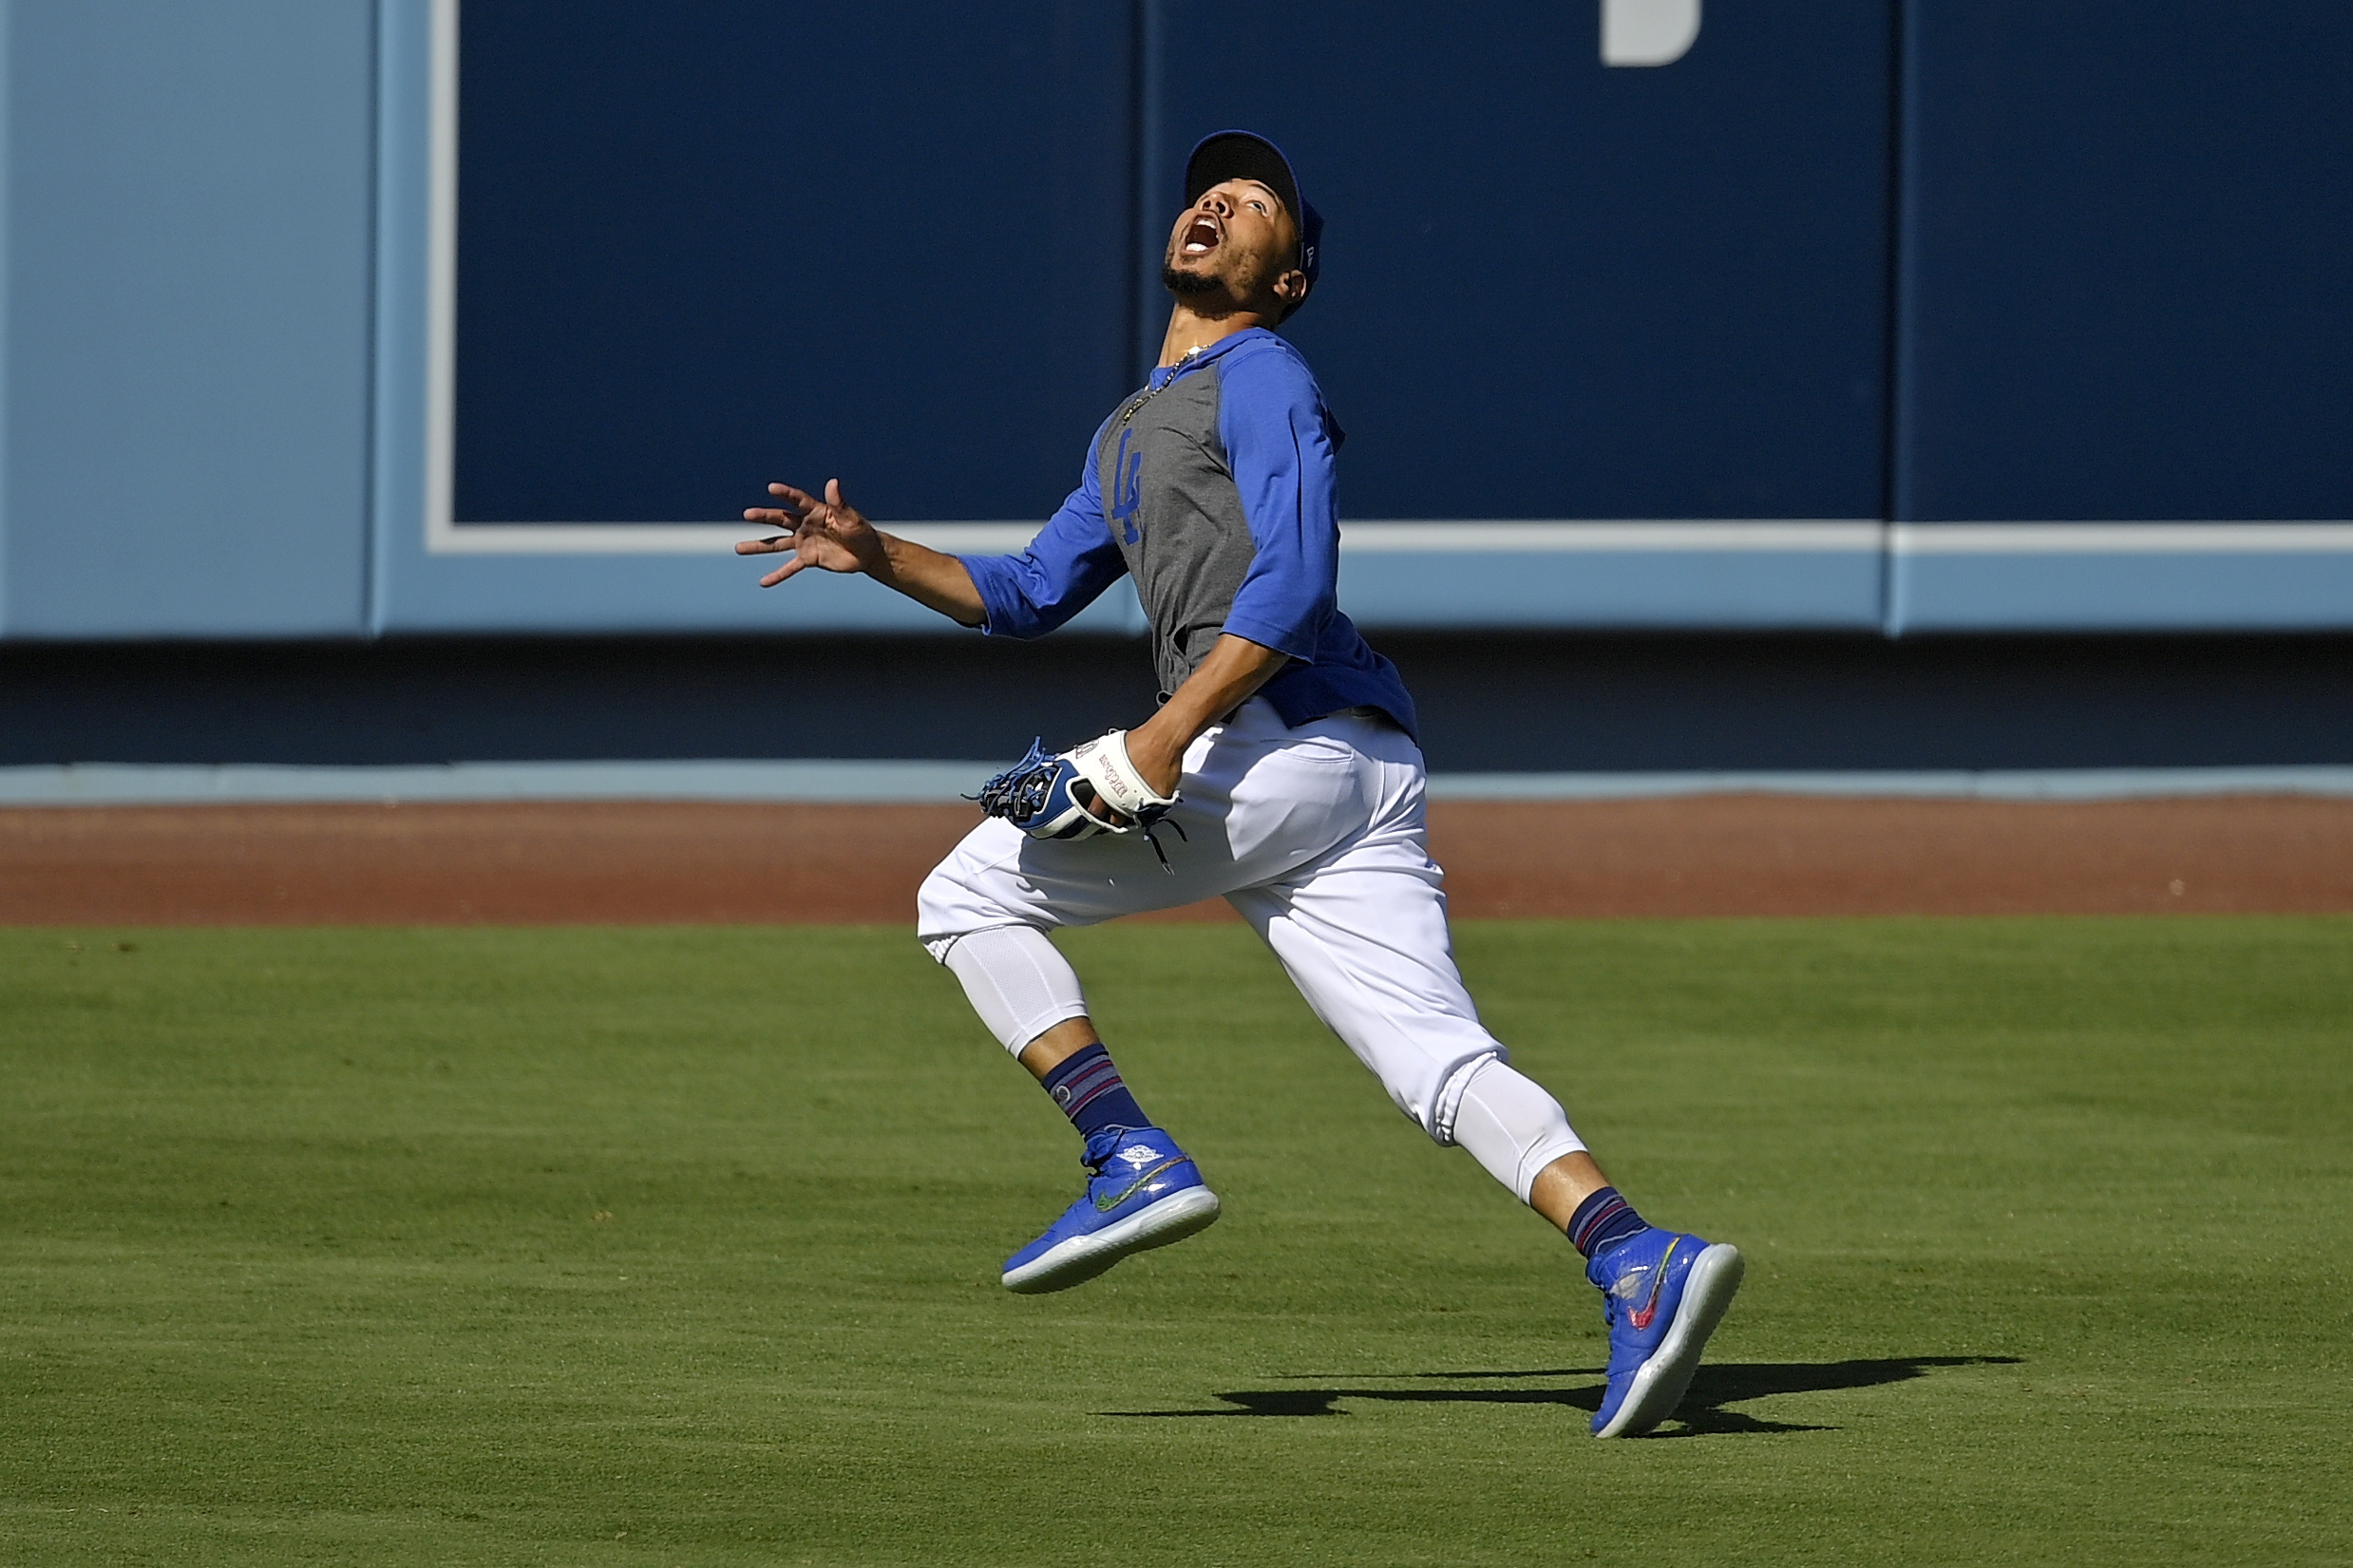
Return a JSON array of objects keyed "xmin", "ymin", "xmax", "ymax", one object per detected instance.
[
  {"xmin": 916, "ymin": 857, "xmax": 1016, "ymax": 956},
  {"xmin": 1420, "ymin": 1050, "xmax": 1507, "ymax": 1145},
  {"xmin": 1357, "ymin": 1051, "xmax": 1499, "ymax": 1144},
  {"xmin": 1369, "ymin": 1072, "xmax": 1455, "ymax": 1144},
  {"xmin": 915, "ymin": 865, "xmax": 968, "ymax": 957}
]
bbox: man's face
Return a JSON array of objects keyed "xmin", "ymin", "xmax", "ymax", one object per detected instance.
[{"xmin": 1162, "ymin": 178, "xmax": 1304, "ymax": 314}]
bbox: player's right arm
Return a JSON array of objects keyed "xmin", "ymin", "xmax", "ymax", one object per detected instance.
[
  {"xmin": 737, "ymin": 478, "xmax": 987, "ymax": 626},
  {"xmin": 738, "ymin": 432, "xmax": 1127, "ymax": 635}
]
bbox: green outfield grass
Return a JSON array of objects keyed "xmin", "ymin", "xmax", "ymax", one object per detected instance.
[{"xmin": 3, "ymin": 917, "xmax": 2348, "ymax": 1566}]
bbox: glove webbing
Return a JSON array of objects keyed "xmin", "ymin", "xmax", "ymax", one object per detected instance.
[{"xmin": 969, "ymin": 738, "xmax": 1064, "ymax": 822}]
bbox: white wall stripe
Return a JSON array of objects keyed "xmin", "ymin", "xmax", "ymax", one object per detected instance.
[
  {"xmin": 1894, "ymin": 522, "xmax": 2353, "ymax": 555},
  {"xmin": 4, "ymin": 761, "xmax": 2348, "ymax": 807},
  {"xmin": 427, "ymin": 520, "xmax": 1890, "ymax": 556},
  {"xmin": 1339, "ymin": 520, "xmax": 1882, "ymax": 552},
  {"xmin": 427, "ymin": 522, "xmax": 1043, "ymax": 556}
]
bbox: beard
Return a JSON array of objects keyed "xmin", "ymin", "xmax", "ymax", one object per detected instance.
[{"xmin": 1162, "ymin": 259, "xmax": 1232, "ymax": 299}]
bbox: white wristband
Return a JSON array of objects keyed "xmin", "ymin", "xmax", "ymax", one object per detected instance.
[{"xmin": 1066, "ymin": 729, "xmax": 1179, "ymax": 820}]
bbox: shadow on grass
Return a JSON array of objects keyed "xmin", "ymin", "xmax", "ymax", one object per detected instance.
[{"xmin": 1102, "ymin": 1356, "xmax": 2021, "ymax": 1436}]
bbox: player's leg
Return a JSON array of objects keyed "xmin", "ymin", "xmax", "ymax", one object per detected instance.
[
  {"xmin": 918, "ymin": 822, "xmax": 1216, "ymax": 1297},
  {"xmin": 1224, "ymin": 713, "xmax": 1743, "ymax": 1437},
  {"xmin": 1218, "ymin": 846, "xmax": 1582, "ymax": 1196},
  {"xmin": 916, "ymin": 703, "xmax": 1386, "ymax": 1294},
  {"xmin": 921, "ymin": 915, "xmax": 1221, "ymax": 1294}
]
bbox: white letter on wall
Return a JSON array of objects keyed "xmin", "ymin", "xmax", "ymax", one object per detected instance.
[{"xmin": 1601, "ymin": 0, "xmax": 1701, "ymax": 66}]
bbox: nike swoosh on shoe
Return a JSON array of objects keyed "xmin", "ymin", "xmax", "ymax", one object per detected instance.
[
  {"xmin": 1094, "ymin": 1157, "xmax": 1185, "ymax": 1212},
  {"xmin": 1626, "ymin": 1236, "xmax": 1681, "ymax": 1332}
]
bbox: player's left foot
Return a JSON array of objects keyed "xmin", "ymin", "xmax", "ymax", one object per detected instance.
[
  {"xmin": 1001, "ymin": 1126, "xmax": 1221, "ymax": 1294},
  {"xmin": 1586, "ymin": 1227, "xmax": 1745, "ymax": 1438}
]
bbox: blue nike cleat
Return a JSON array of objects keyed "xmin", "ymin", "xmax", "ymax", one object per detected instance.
[
  {"xmin": 1001, "ymin": 1126, "xmax": 1221, "ymax": 1294},
  {"xmin": 1586, "ymin": 1227, "xmax": 1746, "ymax": 1437}
]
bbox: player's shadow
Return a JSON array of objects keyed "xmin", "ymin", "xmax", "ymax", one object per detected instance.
[{"xmin": 1101, "ymin": 1355, "xmax": 2021, "ymax": 1435}]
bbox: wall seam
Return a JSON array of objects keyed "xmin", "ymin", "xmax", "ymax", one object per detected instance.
[
  {"xmin": 1132, "ymin": 0, "xmax": 1163, "ymax": 384},
  {"xmin": 0, "ymin": 0, "xmax": 12, "ymax": 638},
  {"xmin": 1121, "ymin": 0, "xmax": 1145, "ymax": 391},
  {"xmin": 357, "ymin": 0, "xmax": 381, "ymax": 639},
  {"xmin": 1882, "ymin": 0, "xmax": 1925, "ymax": 637}
]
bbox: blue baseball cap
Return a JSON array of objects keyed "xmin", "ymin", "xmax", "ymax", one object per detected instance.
[{"xmin": 1185, "ymin": 130, "xmax": 1322, "ymax": 314}]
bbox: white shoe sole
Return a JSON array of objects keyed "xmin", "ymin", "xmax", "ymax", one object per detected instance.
[
  {"xmin": 1000, "ymin": 1185, "xmax": 1223, "ymax": 1294},
  {"xmin": 1592, "ymin": 1242, "xmax": 1745, "ymax": 1439}
]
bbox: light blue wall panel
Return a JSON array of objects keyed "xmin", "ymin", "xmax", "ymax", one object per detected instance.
[
  {"xmin": 1, "ymin": 0, "xmax": 372, "ymax": 637},
  {"xmin": 374, "ymin": 546, "xmax": 1149, "ymax": 637},
  {"xmin": 1342, "ymin": 549, "xmax": 1884, "ymax": 633},
  {"xmin": 1890, "ymin": 542, "xmax": 2353, "ymax": 633}
]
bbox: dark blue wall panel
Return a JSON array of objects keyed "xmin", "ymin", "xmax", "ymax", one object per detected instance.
[
  {"xmin": 1148, "ymin": 0, "xmax": 1895, "ymax": 520},
  {"xmin": 453, "ymin": 1, "xmax": 1134, "ymax": 524},
  {"xmin": 1893, "ymin": 1, "xmax": 2353, "ymax": 522}
]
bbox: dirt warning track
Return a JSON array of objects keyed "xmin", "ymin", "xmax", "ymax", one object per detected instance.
[{"xmin": 3, "ymin": 795, "xmax": 2348, "ymax": 924}]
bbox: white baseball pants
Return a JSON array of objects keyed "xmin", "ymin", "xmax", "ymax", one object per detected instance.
[{"xmin": 918, "ymin": 699, "xmax": 1585, "ymax": 1203}]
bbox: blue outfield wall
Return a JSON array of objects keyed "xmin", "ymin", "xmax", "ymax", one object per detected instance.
[
  {"xmin": 1, "ymin": 0, "xmax": 2347, "ymax": 643},
  {"xmin": 1886, "ymin": 0, "xmax": 2353, "ymax": 631}
]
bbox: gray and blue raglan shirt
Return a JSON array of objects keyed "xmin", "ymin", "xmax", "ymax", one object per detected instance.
[{"xmin": 959, "ymin": 328, "xmax": 1419, "ymax": 741}]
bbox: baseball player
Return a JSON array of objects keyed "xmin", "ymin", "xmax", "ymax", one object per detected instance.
[{"xmin": 739, "ymin": 132, "xmax": 1741, "ymax": 1437}]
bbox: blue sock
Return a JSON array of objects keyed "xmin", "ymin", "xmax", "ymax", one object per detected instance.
[
  {"xmin": 1566, "ymin": 1185, "xmax": 1651, "ymax": 1258},
  {"xmin": 1039, "ymin": 1044, "xmax": 1149, "ymax": 1140}
]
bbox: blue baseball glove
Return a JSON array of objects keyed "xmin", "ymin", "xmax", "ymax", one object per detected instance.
[{"xmin": 972, "ymin": 730, "xmax": 1186, "ymax": 869}]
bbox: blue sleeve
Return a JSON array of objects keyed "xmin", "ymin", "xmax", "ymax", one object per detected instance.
[
  {"xmin": 1214, "ymin": 347, "xmax": 1339, "ymax": 661},
  {"xmin": 958, "ymin": 425, "xmax": 1129, "ymax": 639}
]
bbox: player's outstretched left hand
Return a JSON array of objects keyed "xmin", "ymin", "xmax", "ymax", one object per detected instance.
[{"xmin": 737, "ymin": 479, "xmax": 883, "ymax": 587}]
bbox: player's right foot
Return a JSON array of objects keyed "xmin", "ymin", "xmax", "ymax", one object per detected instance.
[
  {"xmin": 1586, "ymin": 1228, "xmax": 1745, "ymax": 1438},
  {"xmin": 1001, "ymin": 1126, "xmax": 1220, "ymax": 1294}
]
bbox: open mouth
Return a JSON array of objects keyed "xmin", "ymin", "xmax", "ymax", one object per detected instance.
[{"xmin": 1180, "ymin": 214, "xmax": 1223, "ymax": 255}]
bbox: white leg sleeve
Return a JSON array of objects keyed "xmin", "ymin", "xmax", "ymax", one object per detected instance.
[
  {"xmin": 930, "ymin": 925, "xmax": 1091, "ymax": 1055},
  {"xmin": 1450, "ymin": 1058, "xmax": 1588, "ymax": 1204}
]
